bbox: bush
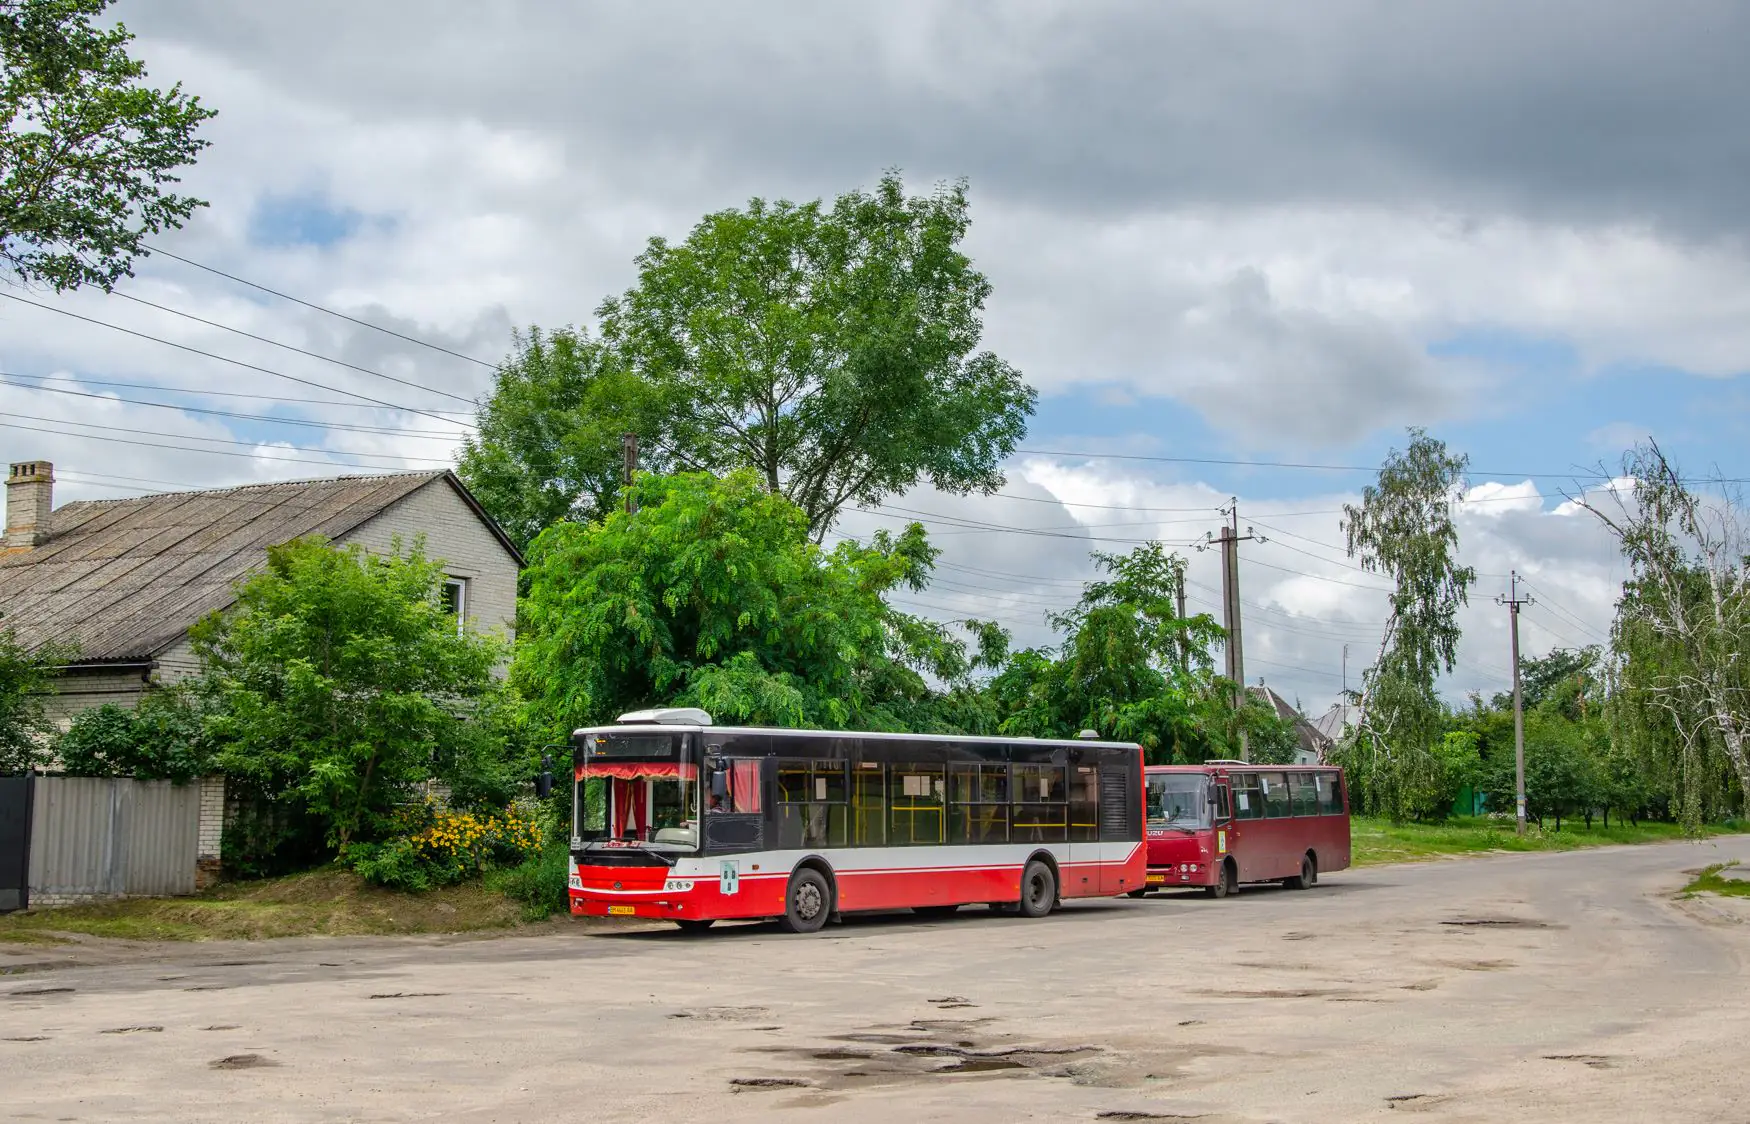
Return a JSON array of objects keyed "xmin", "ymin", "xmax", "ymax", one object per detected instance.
[
  {"xmin": 486, "ymin": 843, "xmax": 571, "ymax": 920},
  {"xmin": 346, "ymin": 802, "xmax": 542, "ymax": 891},
  {"xmin": 54, "ymin": 688, "xmax": 213, "ymax": 782}
]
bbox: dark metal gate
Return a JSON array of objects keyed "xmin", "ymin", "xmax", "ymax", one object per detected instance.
[{"xmin": 0, "ymin": 774, "xmax": 33, "ymax": 912}]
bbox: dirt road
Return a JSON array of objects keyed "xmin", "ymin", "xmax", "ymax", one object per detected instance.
[{"xmin": 4, "ymin": 836, "xmax": 1747, "ymax": 1123}]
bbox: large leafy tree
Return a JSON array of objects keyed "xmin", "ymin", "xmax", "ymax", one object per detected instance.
[
  {"xmin": 981, "ymin": 542, "xmax": 1279, "ymax": 763},
  {"xmin": 1338, "ymin": 429, "xmax": 1476, "ymax": 819},
  {"xmin": 457, "ymin": 327, "xmax": 674, "ymax": 552},
  {"xmin": 513, "ymin": 470, "xmax": 985, "ymax": 738},
  {"xmin": 0, "ymin": 615, "xmax": 71, "ymax": 772},
  {"xmin": 596, "ymin": 172, "xmax": 1036, "ymax": 539},
  {"xmin": 1, "ymin": 0, "xmax": 214, "ymax": 290},
  {"xmin": 190, "ymin": 537, "xmax": 512, "ymax": 850},
  {"xmin": 1583, "ymin": 442, "xmax": 1750, "ymax": 828}
]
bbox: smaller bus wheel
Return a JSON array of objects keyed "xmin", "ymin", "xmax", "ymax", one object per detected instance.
[
  {"xmin": 674, "ymin": 919, "xmax": 715, "ymax": 933},
  {"xmin": 780, "ymin": 867, "xmax": 831, "ymax": 934},
  {"xmin": 1125, "ymin": 888, "xmax": 1149, "ymax": 899},
  {"xmin": 1017, "ymin": 860, "xmax": 1056, "ymax": 918},
  {"xmin": 1286, "ymin": 854, "xmax": 1317, "ymax": 890},
  {"xmin": 1206, "ymin": 861, "xmax": 1235, "ymax": 899}
]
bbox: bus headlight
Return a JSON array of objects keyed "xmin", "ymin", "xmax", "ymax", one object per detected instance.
[{"xmin": 663, "ymin": 879, "xmax": 694, "ymax": 892}]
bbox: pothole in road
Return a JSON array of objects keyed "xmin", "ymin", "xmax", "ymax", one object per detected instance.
[
  {"xmin": 730, "ymin": 1077, "xmax": 810, "ymax": 1090},
  {"xmin": 1441, "ymin": 917, "xmax": 1554, "ymax": 929},
  {"xmin": 99, "ymin": 1025, "xmax": 162, "ymax": 1034},
  {"xmin": 670, "ymin": 1005, "xmax": 771, "ymax": 1022},
  {"xmin": 1096, "ymin": 1113, "xmax": 1209, "ymax": 1121},
  {"xmin": 1544, "ymin": 1054, "xmax": 1616, "ymax": 1069},
  {"xmin": 210, "ymin": 1054, "xmax": 279, "ymax": 1070}
]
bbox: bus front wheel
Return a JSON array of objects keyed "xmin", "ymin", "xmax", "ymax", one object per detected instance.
[
  {"xmin": 780, "ymin": 867, "xmax": 831, "ymax": 934},
  {"xmin": 674, "ymin": 919, "xmax": 715, "ymax": 933},
  {"xmin": 1017, "ymin": 860, "xmax": 1056, "ymax": 918},
  {"xmin": 1206, "ymin": 861, "xmax": 1236, "ymax": 899}
]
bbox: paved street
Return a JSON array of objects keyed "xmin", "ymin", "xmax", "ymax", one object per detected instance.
[{"xmin": 5, "ymin": 837, "xmax": 1748, "ymax": 1123}]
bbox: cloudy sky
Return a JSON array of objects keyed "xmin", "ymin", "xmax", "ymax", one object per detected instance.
[{"xmin": 6, "ymin": 1, "xmax": 1745, "ymax": 713}]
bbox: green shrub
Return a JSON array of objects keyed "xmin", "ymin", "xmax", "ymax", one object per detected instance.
[
  {"xmin": 346, "ymin": 803, "xmax": 542, "ymax": 891},
  {"xmin": 487, "ymin": 842, "xmax": 571, "ymax": 920}
]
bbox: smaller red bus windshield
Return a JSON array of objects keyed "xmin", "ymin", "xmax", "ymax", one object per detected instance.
[{"xmin": 1146, "ymin": 772, "xmax": 1211, "ymax": 831}]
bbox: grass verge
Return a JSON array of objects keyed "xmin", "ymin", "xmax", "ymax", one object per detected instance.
[
  {"xmin": 0, "ymin": 867, "xmax": 530, "ymax": 942},
  {"xmin": 1682, "ymin": 862, "xmax": 1750, "ymax": 898},
  {"xmin": 1352, "ymin": 815, "xmax": 1736, "ymax": 867}
]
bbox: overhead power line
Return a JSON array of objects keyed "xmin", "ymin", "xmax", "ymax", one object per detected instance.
[
  {"xmin": 0, "ymin": 417, "xmax": 449, "ymax": 471},
  {"xmin": 0, "ymin": 292, "xmax": 476, "ymax": 429},
  {"xmin": 0, "ymin": 371, "xmax": 475, "ymax": 415},
  {"xmin": 143, "ymin": 244, "xmax": 500, "ymax": 369},
  {"xmin": 107, "ymin": 290, "xmax": 478, "ymax": 405},
  {"xmin": 1015, "ymin": 446, "xmax": 1703, "ymax": 483}
]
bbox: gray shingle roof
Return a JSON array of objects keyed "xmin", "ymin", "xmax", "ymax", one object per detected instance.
[{"xmin": 0, "ymin": 471, "xmax": 448, "ymax": 663}]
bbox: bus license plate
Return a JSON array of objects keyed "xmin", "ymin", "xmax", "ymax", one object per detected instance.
[
  {"xmin": 1146, "ymin": 874, "xmax": 1166, "ymax": 884},
  {"xmin": 607, "ymin": 905, "xmax": 636, "ymax": 916}
]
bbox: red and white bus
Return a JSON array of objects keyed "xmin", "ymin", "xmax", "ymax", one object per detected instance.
[
  {"xmin": 1140, "ymin": 762, "xmax": 1350, "ymax": 897},
  {"xmin": 569, "ymin": 709, "xmax": 1147, "ymax": 933}
]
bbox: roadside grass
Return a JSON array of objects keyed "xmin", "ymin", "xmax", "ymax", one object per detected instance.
[
  {"xmin": 1352, "ymin": 815, "xmax": 1734, "ymax": 867},
  {"xmin": 0, "ymin": 867, "xmax": 530, "ymax": 942},
  {"xmin": 1682, "ymin": 862, "xmax": 1750, "ymax": 899}
]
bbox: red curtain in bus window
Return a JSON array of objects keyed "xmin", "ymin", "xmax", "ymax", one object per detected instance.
[
  {"xmin": 581, "ymin": 762, "xmax": 697, "ymax": 781},
  {"xmin": 612, "ymin": 779, "xmax": 648, "ymax": 837},
  {"xmin": 731, "ymin": 760, "xmax": 763, "ymax": 813}
]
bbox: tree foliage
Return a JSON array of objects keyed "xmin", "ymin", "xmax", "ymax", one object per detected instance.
[
  {"xmin": 457, "ymin": 327, "xmax": 674, "ymax": 553},
  {"xmin": 513, "ymin": 470, "xmax": 989, "ymax": 739},
  {"xmin": 1337, "ymin": 428, "xmax": 1476, "ymax": 819},
  {"xmin": 0, "ymin": 616, "xmax": 70, "ymax": 772},
  {"xmin": 595, "ymin": 172, "xmax": 1035, "ymax": 538},
  {"xmin": 54, "ymin": 684, "xmax": 211, "ymax": 782},
  {"xmin": 190, "ymin": 537, "xmax": 513, "ymax": 850},
  {"xmin": 0, "ymin": 0, "xmax": 214, "ymax": 290},
  {"xmin": 1583, "ymin": 442, "xmax": 1750, "ymax": 829}
]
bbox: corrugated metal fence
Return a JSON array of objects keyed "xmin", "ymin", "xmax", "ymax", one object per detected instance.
[{"xmin": 27, "ymin": 777, "xmax": 201, "ymax": 901}]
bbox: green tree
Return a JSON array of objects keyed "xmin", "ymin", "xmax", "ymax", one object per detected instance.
[
  {"xmin": 513, "ymin": 470, "xmax": 980, "ymax": 738},
  {"xmin": 53, "ymin": 685, "xmax": 211, "ymax": 782},
  {"xmin": 1338, "ymin": 428, "xmax": 1477, "ymax": 819},
  {"xmin": 1, "ymin": 0, "xmax": 214, "ymax": 290},
  {"xmin": 457, "ymin": 327, "xmax": 675, "ymax": 553},
  {"xmin": 1583, "ymin": 442, "xmax": 1750, "ymax": 828},
  {"xmin": 0, "ymin": 616, "xmax": 70, "ymax": 772},
  {"xmin": 190, "ymin": 537, "xmax": 511, "ymax": 850},
  {"xmin": 596, "ymin": 172, "xmax": 1036, "ymax": 539}
]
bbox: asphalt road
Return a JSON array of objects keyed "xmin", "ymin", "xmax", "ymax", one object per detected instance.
[{"xmin": 5, "ymin": 837, "xmax": 1748, "ymax": 1123}]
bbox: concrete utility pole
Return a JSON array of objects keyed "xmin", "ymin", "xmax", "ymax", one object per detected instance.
[
  {"xmin": 1498, "ymin": 571, "xmax": 1535, "ymax": 836},
  {"xmin": 622, "ymin": 433, "xmax": 639, "ymax": 514},
  {"xmin": 1206, "ymin": 501, "xmax": 1264, "ymax": 760},
  {"xmin": 1175, "ymin": 576, "xmax": 1190, "ymax": 674}
]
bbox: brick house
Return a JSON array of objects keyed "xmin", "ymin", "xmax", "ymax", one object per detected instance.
[{"xmin": 1, "ymin": 460, "xmax": 523, "ymax": 725}]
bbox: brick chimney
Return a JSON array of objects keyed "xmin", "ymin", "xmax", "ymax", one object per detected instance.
[{"xmin": 5, "ymin": 460, "xmax": 54, "ymax": 548}]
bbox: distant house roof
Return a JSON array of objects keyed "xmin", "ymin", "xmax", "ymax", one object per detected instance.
[
  {"xmin": 1247, "ymin": 684, "xmax": 1333, "ymax": 762},
  {"xmin": 0, "ymin": 470, "xmax": 520, "ymax": 666},
  {"xmin": 1312, "ymin": 703, "xmax": 1352, "ymax": 743}
]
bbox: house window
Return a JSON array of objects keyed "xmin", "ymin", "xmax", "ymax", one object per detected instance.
[{"xmin": 440, "ymin": 577, "xmax": 467, "ymax": 632}]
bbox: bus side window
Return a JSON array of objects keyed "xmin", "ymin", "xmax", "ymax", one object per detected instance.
[
  {"xmin": 950, "ymin": 763, "xmax": 1009, "ymax": 844},
  {"xmin": 1213, "ymin": 782, "xmax": 1232, "ymax": 822},
  {"xmin": 890, "ymin": 765, "xmax": 945, "ymax": 845},
  {"xmin": 1232, "ymin": 774, "xmax": 1264, "ymax": 820},
  {"xmin": 1011, "ymin": 764, "xmax": 1067, "ymax": 843},
  {"xmin": 853, "ymin": 763, "xmax": 886, "ymax": 846},
  {"xmin": 1290, "ymin": 772, "xmax": 1318, "ymax": 817},
  {"xmin": 1259, "ymin": 771, "xmax": 1291, "ymax": 818},
  {"xmin": 1317, "ymin": 772, "xmax": 1344, "ymax": 816}
]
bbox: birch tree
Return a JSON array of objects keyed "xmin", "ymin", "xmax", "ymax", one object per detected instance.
[
  {"xmin": 1581, "ymin": 442, "xmax": 1750, "ymax": 827},
  {"xmin": 1339, "ymin": 429, "xmax": 1476, "ymax": 819}
]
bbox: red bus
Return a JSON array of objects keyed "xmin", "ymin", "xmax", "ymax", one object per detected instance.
[
  {"xmin": 1140, "ymin": 762, "xmax": 1350, "ymax": 897},
  {"xmin": 569, "ymin": 709, "xmax": 1147, "ymax": 933}
]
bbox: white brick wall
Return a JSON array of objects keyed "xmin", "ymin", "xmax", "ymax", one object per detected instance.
[{"xmin": 341, "ymin": 476, "xmax": 519, "ymax": 646}]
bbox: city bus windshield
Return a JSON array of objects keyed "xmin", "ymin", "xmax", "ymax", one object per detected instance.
[
  {"xmin": 1147, "ymin": 773, "xmax": 1210, "ymax": 830},
  {"xmin": 574, "ymin": 757, "xmax": 700, "ymax": 852}
]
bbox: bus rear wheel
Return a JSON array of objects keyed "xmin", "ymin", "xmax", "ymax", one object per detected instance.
[
  {"xmin": 1017, "ymin": 860, "xmax": 1057, "ymax": 918},
  {"xmin": 1285, "ymin": 854, "xmax": 1317, "ymax": 890},
  {"xmin": 1205, "ymin": 861, "xmax": 1236, "ymax": 899},
  {"xmin": 673, "ymin": 919, "xmax": 715, "ymax": 933},
  {"xmin": 1126, "ymin": 888, "xmax": 1150, "ymax": 899},
  {"xmin": 779, "ymin": 867, "xmax": 831, "ymax": 934}
]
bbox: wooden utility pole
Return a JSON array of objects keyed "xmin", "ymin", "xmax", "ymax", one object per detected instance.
[
  {"xmin": 622, "ymin": 433, "xmax": 639, "ymax": 514},
  {"xmin": 1498, "ymin": 571, "xmax": 1534, "ymax": 835},
  {"xmin": 1175, "ymin": 577, "xmax": 1190, "ymax": 674},
  {"xmin": 1207, "ymin": 501, "xmax": 1264, "ymax": 760}
]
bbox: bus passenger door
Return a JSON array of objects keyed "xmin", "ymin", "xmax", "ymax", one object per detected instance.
[
  {"xmin": 1067, "ymin": 764, "xmax": 1103, "ymax": 895},
  {"xmin": 1210, "ymin": 780, "xmax": 1233, "ymax": 879}
]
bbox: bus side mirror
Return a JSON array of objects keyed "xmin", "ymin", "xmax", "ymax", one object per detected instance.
[
  {"xmin": 535, "ymin": 752, "xmax": 554, "ymax": 800},
  {"xmin": 709, "ymin": 767, "xmax": 728, "ymax": 801}
]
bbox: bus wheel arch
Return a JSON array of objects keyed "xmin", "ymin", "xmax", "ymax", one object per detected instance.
[
  {"xmin": 1207, "ymin": 857, "xmax": 1237, "ymax": 899},
  {"xmin": 779, "ymin": 857, "xmax": 836, "ymax": 934}
]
